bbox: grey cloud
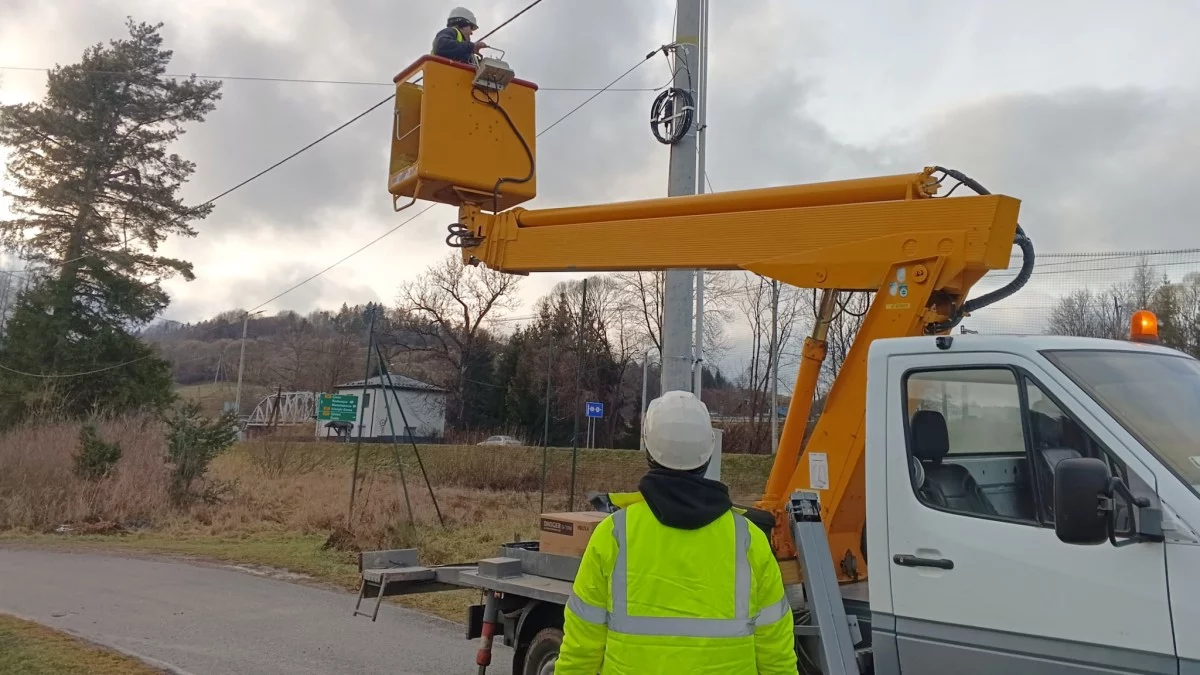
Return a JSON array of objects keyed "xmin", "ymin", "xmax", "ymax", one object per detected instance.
[
  {"xmin": 912, "ymin": 88, "xmax": 1200, "ymax": 253},
  {"xmin": 6, "ymin": 0, "xmax": 1200, "ymax": 331},
  {"xmin": 163, "ymin": 262, "xmax": 382, "ymax": 322}
]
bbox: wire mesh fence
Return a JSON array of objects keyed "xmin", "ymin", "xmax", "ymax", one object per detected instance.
[{"xmin": 959, "ymin": 248, "xmax": 1200, "ymax": 336}]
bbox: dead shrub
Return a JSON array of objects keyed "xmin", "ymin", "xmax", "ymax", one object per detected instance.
[{"xmin": 243, "ymin": 440, "xmax": 336, "ymax": 478}]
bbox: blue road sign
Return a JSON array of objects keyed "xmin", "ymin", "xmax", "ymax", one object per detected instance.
[{"xmin": 585, "ymin": 401, "xmax": 604, "ymax": 418}]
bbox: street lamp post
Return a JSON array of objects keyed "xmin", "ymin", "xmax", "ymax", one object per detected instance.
[{"xmin": 234, "ymin": 309, "xmax": 264, "ymax": 416}]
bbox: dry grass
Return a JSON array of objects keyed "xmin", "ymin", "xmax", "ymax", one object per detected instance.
[
  {"xmin": 0, "ymin": 613, "xmax": 164, "ymax": 674},
  {"xmin": 0, "ymin": 417, "xmax": 170, "ymax": 533},
  {"xmin": 0, "ymin": 421, "xmax": 774, "ymax": 621}
]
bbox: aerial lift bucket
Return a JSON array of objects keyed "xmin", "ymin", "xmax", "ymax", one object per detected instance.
[{"xmin": 389, "ymin": 55, "xmax": 539, "ymax": 212}]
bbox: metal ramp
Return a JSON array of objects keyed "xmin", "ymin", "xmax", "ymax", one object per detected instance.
[{"xmin": 788, "ymin": 490, "xmax": 865, "ymax": 675}]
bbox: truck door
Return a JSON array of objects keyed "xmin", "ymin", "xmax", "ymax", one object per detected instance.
[{"xmin": 882, "ymin": 352, "xmax": 1176, "ymax": 674}]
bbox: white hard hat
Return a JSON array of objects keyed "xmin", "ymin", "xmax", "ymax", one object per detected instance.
[
  {"xmin": 643, "ymin": 390, "xmax": 714, "ymax": 471},
  {"xmin": 448, "ymin": 7, "xmax": 479, "ymax": 28}
]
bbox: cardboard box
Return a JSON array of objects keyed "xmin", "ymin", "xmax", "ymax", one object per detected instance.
[{"xmin": 539, "ymin": 511, "xmax": 608, "ymax": 557}]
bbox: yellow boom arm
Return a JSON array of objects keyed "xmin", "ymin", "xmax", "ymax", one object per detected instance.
[
  {"xmin": 452, "ymin": 174, "xmax": 1020, "ymax": 578},
  {"xmin": 387, "ymin": 56, "xmax": 1024, "ymax": 582}
]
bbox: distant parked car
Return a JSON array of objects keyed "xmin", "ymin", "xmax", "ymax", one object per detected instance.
[{"xmin": 477, "ymin": 435, "xmax": 523, "ymax": 446}]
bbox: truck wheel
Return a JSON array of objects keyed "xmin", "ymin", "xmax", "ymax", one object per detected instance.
[{"xmin": 523, "ymin": 627, "xmax": 563, "ymax": 675}]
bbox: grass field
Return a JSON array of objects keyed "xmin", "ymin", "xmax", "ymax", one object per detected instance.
[
  {"xmin": 175, "ymin": 382, "xmax": 269, "ymax": 417},
  {"xmin": 0, "ymin": 418, "xmax": 776, "ymax": 621},
  {"xmin": 0, "ymin": 614, "xmax": 163, "ymax": 675}
]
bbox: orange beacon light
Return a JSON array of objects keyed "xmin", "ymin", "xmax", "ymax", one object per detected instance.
[{"xmin": 1130, "ymin": 309, "xmax": 1159, "ymax": 343}]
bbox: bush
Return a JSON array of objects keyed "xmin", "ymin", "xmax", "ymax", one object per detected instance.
[
  {"xmin": 72, "ymin": 424, "xmax": 123, "ymax": 480},
  {"xmin": 164, "ymin": 403, "xmax": 237, "ymax": 504},
  {"xmin": 243, "ymin": 439, "xmax": 335, "ymax": 478}
]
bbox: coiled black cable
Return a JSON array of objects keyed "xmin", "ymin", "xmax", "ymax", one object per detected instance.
[
  {"xmin": 650, "ymin": 87, "xmax": 694, "ymax": 145},
  {"xmin": 926, "ymin": 166, "xmax": 1036, "ymax": 333},
  {"xmin": 472, "ymin": 87, "xmax": 535, "ymax": 214}
]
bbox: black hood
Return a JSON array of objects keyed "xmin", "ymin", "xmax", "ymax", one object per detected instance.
[{"xmin": 639, "ymin": 467, "xmax": 732, "ymax": 530}]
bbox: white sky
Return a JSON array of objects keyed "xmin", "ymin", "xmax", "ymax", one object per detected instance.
[{"xmin": 3, "ymin": 0, "xmax": 1200, "ymax": 375}]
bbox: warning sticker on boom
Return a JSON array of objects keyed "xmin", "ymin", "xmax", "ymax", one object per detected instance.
[{"xmin": 809, "ymin": 452, "xmax": 829, "ymax": 490}]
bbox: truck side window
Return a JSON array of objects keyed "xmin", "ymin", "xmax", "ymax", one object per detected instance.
[
  {"xmin": 904, "ymin": 368, "xmax": 1038, "ymax": 522},
  {"xmin": 1022, "ymin": 377, "xmax": 1154, "ymax": 528}
]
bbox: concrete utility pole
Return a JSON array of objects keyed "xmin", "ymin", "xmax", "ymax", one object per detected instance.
[
  {"xmin": 658, "ymin": 0, "xmax": 723, "ymax": 479},
  {"xmin": 234, "ymin": 309, "xmax": 264, "ymax": 416},
  {"xmin": 692, "ymin": 0, "xmax": 711, "ymax": 402},
  {"xmin": 660, "ymin": 0, "xmax": 703, "ymax": 398}
]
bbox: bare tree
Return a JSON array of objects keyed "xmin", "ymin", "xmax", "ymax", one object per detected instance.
[
  {"xmin": 1049, "ymin": 260, "xmax": 1163, "ymax": 342},
  {"xmin": 551, "ymin": 276, "xmax": 647, "ymax": 445},
  {"xmin": 610, "ymin": 270, "xmax": 735, "ymax": 365},
  {"xmin": 728, "ymin": 273, "xmax": 808, "ymax": 452},
  {"xmin": 394, "ymin": 253, "xmax": 522, "ymax": 427}
]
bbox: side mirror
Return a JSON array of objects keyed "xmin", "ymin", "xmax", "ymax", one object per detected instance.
[{"xmin": 1053, "ymin": 457, "xmax": 1112, "ymax": 545}]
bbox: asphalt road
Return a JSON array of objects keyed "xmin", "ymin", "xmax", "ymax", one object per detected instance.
[{"xmin": 0, "ymin": 546, "xmax": 511, "ymax": 675}]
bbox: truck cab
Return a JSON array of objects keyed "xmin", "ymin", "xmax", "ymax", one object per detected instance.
[{"xmin": 866, "ymin": 333, "xmax": 1200, "ymax": 673}]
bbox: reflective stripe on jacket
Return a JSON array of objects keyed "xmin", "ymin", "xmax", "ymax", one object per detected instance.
[{"xmin": 557, "ymin": 492, "xmax": 799, "ymax": 674}]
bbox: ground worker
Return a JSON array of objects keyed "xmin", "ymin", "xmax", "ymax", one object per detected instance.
[
  {"xmin": 556, "ymin": 390, "xmax": 799, "ymax": 674},
  {"xmin": 431, "ymin": 7, "xmax": 486, "ymax": 65}
]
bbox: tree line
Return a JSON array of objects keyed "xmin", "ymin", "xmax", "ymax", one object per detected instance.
[
  {"xmin": 1048, "ymin": 259, "xmax": 1200, "ymax": 356},
  {"xmin": 148, "ymin": 256, "xmax": 853, "ymax": 453}
]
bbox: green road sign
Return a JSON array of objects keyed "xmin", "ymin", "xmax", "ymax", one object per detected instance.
[{"xmin": 318, "ymin": 393, "xmax": 359, "ymax": 422}]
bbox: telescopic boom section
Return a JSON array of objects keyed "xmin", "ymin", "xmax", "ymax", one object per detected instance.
[{"xmin": 453, "ymin": 172, "xmax": 1022, "ymax": 581}]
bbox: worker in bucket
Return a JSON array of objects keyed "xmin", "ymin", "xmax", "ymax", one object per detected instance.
[
  {"xmin": 557, "ymin": 390, "xmax": 798, "ymax": 674},
  {"xmin": 431, "ymin": 7, "xmax": 487, "ymax": 65}
]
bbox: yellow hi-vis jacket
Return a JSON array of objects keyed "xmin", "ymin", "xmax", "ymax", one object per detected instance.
[{"xmin": 557, "ymin": 491, "xmax": 799, "ymax": 674}]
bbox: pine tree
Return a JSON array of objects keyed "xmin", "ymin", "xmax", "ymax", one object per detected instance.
[{"xmin": 0, "ymin": 20, "xmax": 221, "ymax": 421}]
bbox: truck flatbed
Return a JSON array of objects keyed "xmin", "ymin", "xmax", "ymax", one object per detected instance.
[
  {"xmin": 356, "ymin": 541, "xmax": 870, "ymax": 614},
  {"xmin": 354, "ymin": 492, "xmax": 874, "ymax": 674}
]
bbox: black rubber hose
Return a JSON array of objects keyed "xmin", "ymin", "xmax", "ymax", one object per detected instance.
[
  {"xmin": 489, "ymin": 101, "xmax": 534, "ymax": 214},
  {"xmin": 926, "ymin": 166, "xmax": 1036, "ymax": 332},
  {"xmin": 473, "ymin": 88, "xmax": 535, "ymax": 214}
]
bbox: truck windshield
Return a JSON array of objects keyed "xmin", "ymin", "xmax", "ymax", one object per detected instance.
[{"xmin": 1045, "ymin": 349, "xmax": 1200, "ymax": 492}]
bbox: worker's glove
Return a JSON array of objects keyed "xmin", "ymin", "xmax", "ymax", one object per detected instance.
[{"xmin": 588, "ymin": 492, "xmax": 617, "ymax": 513}]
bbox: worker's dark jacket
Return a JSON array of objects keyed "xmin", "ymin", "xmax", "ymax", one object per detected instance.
[{"xmin": 432, "ymin": 27, "xmax": 474, "ymax": 64}]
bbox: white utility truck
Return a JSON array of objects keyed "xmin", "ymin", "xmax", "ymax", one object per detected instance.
[{"xmin": 356, "ymin": 328, "xmax": 1200, "ymax": 674}]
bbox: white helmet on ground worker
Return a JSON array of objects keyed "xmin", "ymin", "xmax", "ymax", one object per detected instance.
[
  {"xmin": 643, "ymin": 390, "xmax": 715, "ymax": 471},
  {"xmin": 448, "ymin": 7, "xmax": 479, "ymax": 29}
]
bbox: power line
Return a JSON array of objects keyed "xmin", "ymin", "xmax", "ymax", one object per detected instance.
[
  {"xmin": 45, "ymin": 7, "xmax": 582, "ymax": 273},
  {"xmin": 0, "ymin": 354, "xmax": 154, "ymax": 378},
  {"xmin": 249, "ymin": 204, "xmax": 436, "ymax": 312},
  {"xmin": 249, "ymin": 49, "xmax": 659, "ymax": 313},
  {"xmin": 0, "ymin": 0, "xmax": 561, "ymax": 379},
  {"xmin": 478, "ymin": 0, "xmax": 545, "ymax": 41},
  {"xmin": 536, "ymin": 52, "xmax": 657, "ymax": 137},
  {"xmin": 46, "ymin": 92, "xmax": 397, "ymax": 270},
  {"xmin": 0, "ymin": 65, "xmax": 656, "ymax": 92}
]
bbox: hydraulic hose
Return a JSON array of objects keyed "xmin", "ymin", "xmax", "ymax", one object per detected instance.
[
  {"xmin": 472, "ymin": 88, "xmax": 535, "ymax": 214},
  {"xmin": 926, "ymin": 166, "xmax": 1036, "ymax": 332}
]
